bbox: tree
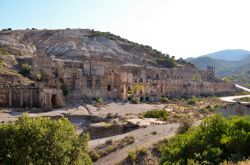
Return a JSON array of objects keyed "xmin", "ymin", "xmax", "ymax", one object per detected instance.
[
  {"xmin": 0, "ymin": 114, "xmax": 92, "ymax": 165},
  {"xmin": 160, "ymin": 114, "xmax": 250, "ymax": 164}
]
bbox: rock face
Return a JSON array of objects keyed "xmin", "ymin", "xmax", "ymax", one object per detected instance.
[
  {"xmin": 0, "ymin": 29, "xmax": 174, "ymax": 66},
  {"xmin": 0, "ymin": 29, "xmax": 236, "ymax": 110}
]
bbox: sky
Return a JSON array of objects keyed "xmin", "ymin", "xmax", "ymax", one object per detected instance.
[{"xmin": 1, "ymin": 0, "xmax": 250, "ymax": 58}]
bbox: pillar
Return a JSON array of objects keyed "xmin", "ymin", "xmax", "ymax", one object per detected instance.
[
  {"xmin": 123, "ymin": 81, "xmax": 127, "ymax": 100},
  {"xmin": 20, "ymin": 89, "xmax": 23, "ymax": 107},
  {"xmin": 30, "ymin": 89, "xmax": 33, "ymax": 107},
  {"xmin": 8, "ymin": 89, "xmax": 12, "ymax": 107}
]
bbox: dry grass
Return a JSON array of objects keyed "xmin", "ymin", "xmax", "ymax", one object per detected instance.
[{"xmin": 89, "ymin": 136, "xmax": 135, "ymax": 162}]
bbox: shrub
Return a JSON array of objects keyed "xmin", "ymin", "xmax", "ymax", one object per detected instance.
[
  {"xmin": 89, "ymin": 150, "xmax": 100, "ymax": 162},
  {"xmin": 176, "ymin": 117, "xmax": 194, "ymax": 134},
  {"xmin": 35, "ymin": 73, "xmax": 42, "ymax": 81},
  {"xmin": 205, "ymin": 105, "xmax": 211, "ymax": 109},
  {"xmin": 152, "ymin": 131, "xmax": 157, "ymax": 135},
  {"xmin": 60, "ymin": 82, "xmax": 68, "ymax": 96},
  {"xmin": 187, "ymin": 99, "xmax": 196, "ymax": 105},
  {"xmin": 131, "ymin": 97, "xmax": 140, "ymax": 104},
  {"xmin": 160, "ymin": 114, "xmax": 250, "ymax": 164},
  {"xmin": 0, "ymin": 114, "xmax": 92, "ymax": 164},
  {"xmin": 20, "ymin": 63, "xmax": 32, "ymax": 76},
  {"xmin": 0, "ymin": 60, "xmax": 7, "ymax": 67},
  {"xmin": 95, "ymin": 97, "xmax": 104, "ymax": 104},
  {"xmin": 160, "ymin": 97, "xmax": 169, "ymax": 103},
  {"xmin": 128, "ymin": 150, "xmax": 137, "ymax": 162},
  {"xmin": 137, "ymin": 147, "xmax": 147, "ymax": 155},
  {"xmin": 144, "ymin": 109, "xmax": 169, "ymax": 120}
]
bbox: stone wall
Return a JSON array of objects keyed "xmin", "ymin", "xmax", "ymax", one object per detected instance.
[
  {"xmin": 0, "ymin": 55, "xmax": 236, "ymax": 109},
  {"xmin": 0, "ymin": 83, "xmax": 64, "ymax": 110},
  {"xmin": 56, "ymin": 60, "xmax": 236, "ymax": 101}
]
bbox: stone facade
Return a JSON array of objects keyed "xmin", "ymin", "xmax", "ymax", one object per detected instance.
[
  {"xmin": 0, "ymin": 82, "xmax": 64, "ymax": 110},
  {"xmin": 42, "ymin": 57, "xmax": 234, "ymax": 102},
  {"xmin": 0, "ymin": 56, "xmax": 236, "ymax": 109}
]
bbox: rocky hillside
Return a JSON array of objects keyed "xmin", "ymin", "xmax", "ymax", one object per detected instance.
[
  {"xmin": 0, "ymin": 28, "xmax": 196, "ymax": 85},
  {"xmin": 0, "ymin": 28, "xmax": 187, "ymax": 68}
]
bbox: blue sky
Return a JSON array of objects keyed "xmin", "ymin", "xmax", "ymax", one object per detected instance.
[
  {"xmin": 1, "ymin": 0, "xmax": 250, "ymax": 58},
  {"xmin": 1, "ymin": 0, "xmax": 134, "ymax": 30}
]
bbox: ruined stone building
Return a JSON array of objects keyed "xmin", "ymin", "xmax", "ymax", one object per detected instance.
[
  {"xmin": 0, "ymin": 55, "xmax": 236, "ymax": 110},
  {"xmin": 0, "ymin": 29, "xmax": 236, "ymax": 110}
]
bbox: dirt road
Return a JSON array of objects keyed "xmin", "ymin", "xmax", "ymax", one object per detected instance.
[
  {"xmin": 91, "ymin": 123, "xmax": 179, "ymax": 165},
  {"xmin": 219, "ymin": 84, "xmax": 250, "ymax": 103}
]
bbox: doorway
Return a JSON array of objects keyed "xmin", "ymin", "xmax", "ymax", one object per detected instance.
[{"xmin": 51, "ymin": 94, "xmax": 57, "ymax": 106}]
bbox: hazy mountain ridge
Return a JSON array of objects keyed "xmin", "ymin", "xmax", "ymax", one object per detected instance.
[
  {"xmin": 202, "ymin": 49, "xmax": 250, "ymax": 61},
  {"xmin": 186, "ymin": 49, "xmax": 250, "ymax": 84}
]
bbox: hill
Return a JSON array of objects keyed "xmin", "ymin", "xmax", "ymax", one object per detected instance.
[
  {"xmin": 185, "ymin": 56, "xmax": 232, "ymax": 71},
  {"xmin": 186, "ymin": 49, "xmax": 250, "ymax": 85},
  {"xmin": 202, "ymin": 49, "xmax": 250, "ymax": 61},
  {"xmin": 0, "ymin": 28, "xmax": 183, "ymax": 69},
  {"xmin": 0, "ymin": 28, "xmax": 197, "ymax": 86}
]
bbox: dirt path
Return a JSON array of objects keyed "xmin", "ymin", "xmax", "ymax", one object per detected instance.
[
  {"xmin": 92, "ymin": 123, "xmax": 179, "ymax": 165},
  {"xmin": 219, "ymin": 84, "xmax": 250, "ymax": 103}
]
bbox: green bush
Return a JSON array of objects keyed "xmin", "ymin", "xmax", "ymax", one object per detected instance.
[
  {"xmin": 131, "ymin": 97, "xmax": 140, "ymax": 104},
  {"xmin": 20, "ymin": 63, "xmax": 32, "ymax": 76},
  {"xmin": 160, "ymin": 97, "xmax": 169, "ymax": 103},
  {"xmin": 0, "ymin": 60, "xmax": 7, "ymax": 67},
  {"xmin": 186, "ymin": 96, "xmax": 198, "ymax": 105},
  {"xmin": 137, "ymin": 147, "xmax": 147, "ymax": 156},
  {"xmin": 60, "ymin": 82, "xmax": 69, "ymax": 96},
  {"xmin": 128, "ymin": 150, "xmax": 137, "ymax": 162},
  {"xmin": 95, "ymin": 97, "xmax": 104, "ymax": 104},
  {"xmin": 144, "ymin": 109, "xmax": 169, "ymax": 120},
  {"xmin": 35, "ymin": 73, "xmax": 42, "ymax": 81},
  {"xmin": 0, "ymin": 114, "xmax": 92, "ymax": 165},
  {"xmin": 176, "ymin": 117, "xmax": 194, "ymax": 134},
  {"xmin": 160, "ymin": 114, "xmax": 250, "ymax": 164},
  {"xmin": 89, "ymin": 150, "xmax": 100, "ymax": 162},
  {"xmin": 187, "ymin": 99, "xmax": 196, "ymax": 105}
]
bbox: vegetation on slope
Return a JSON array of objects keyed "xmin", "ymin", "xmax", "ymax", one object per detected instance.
[
  {"xmin": 0, "ymin": 114, "xmax": 92, "ymax": 165},
  {"xmin": 160, "ymin": 114, "xmax": 250, "ymax": 164}
]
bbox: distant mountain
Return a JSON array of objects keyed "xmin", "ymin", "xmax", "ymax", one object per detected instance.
[
  {"xmin": 186, "ymin": 49, "xmax": 250, "ymax": 72},
  {"xmin": 202, "ymin": 49, "xmax": 250, "ymax": 61},
  {"xmin": 185, "ymin": 56, "xmax": 233, "ymax": 71},
  {"xmin": 186, "ymin": 49, "xmax": 250, "ymax": 84}
]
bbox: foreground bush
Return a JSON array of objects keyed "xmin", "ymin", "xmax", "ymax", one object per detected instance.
[
  {"xmin": 144, "ymin": 109, "xmax": 169, "ymax": 120},
  {"xmin": 160, "ymin": 114, "xmax": 250, "ymax": 164},
  {"xmin": 0, "ymin": 114, "xmax": 92, "ymax": 165},
  {"xmin": 176, "ymin": 116, "xmax": 195, "ymax": 134}
]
